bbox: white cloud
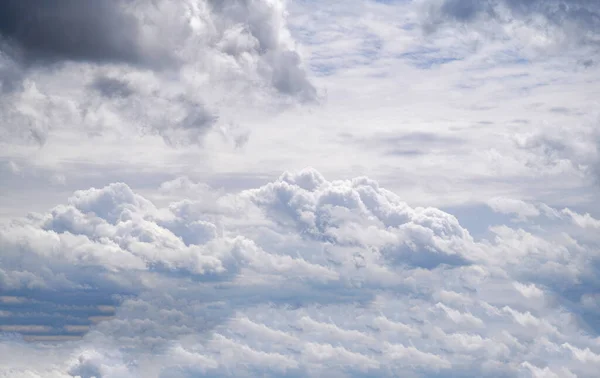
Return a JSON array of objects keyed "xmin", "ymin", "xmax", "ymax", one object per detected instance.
[
  {"xmin": 562, "ymin": 208, "xmax": 600, "ymax": 229},
  {"xmin": 487, "ymin": 197, "xmax": 541, "ymax": 221},
  {"xmin": 1, "ymin": 168, "xmax": 600, "ymax": 376}
]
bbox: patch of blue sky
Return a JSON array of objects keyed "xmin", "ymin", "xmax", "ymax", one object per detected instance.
[{"xmin": 441, "ymin": 203, "xmax": 515, "ymax": 241}]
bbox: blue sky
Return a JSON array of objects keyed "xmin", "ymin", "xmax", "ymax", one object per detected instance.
[{"xmin": 1, "ymin": 0, "xmax": 600, "ymax": 377}]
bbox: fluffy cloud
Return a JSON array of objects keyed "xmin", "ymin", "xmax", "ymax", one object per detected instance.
[
  {"xmin": 0, "ymin": 0, "xmax": 316, "ymax": 146},
  {"xmin": 1, "ymin": 168, "xmax": 599, "ymax": 377}
]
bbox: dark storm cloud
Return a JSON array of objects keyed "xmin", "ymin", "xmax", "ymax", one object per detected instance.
[{"xmin": 0, "ymin": 0, "xmax": 148, "ymax": 66}]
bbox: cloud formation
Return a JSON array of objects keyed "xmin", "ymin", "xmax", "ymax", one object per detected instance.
[
  {"xmin": 1, "ymin": 168, "xmax": 600, "ymax": 377},
  {"xmin": 0, "ymin": 0, "xmax": 317, "ymax": 146},
  {"xmin": 1, "ymin": 1, "xmax": 599, "ymax": 376}
]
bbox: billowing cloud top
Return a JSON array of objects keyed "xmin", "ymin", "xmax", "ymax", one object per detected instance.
[{"xmin": 1, "ymin": 168, "xmax": 600, "ymax": 377}]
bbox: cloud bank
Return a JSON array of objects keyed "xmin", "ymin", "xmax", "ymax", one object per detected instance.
[{"xmin": 1, "ymin": 168, "xmax": 600, "ymax": 377}]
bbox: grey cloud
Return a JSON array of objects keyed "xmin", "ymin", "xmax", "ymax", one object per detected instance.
[
  {"xmin": 0, "ymin": 48, "xmax": 23, "ymax": 93},
  {"xmin": 208, "ymin": 0, "xmax": 317, "ymax": 99},
  {"xmin": 69, "ymin": 361, "xmax": 103, "ymax": 378},
  {"xmin": 439, "ymin": 0, "xmax": 489, "ymax": 22},
  {"xmin": 85, "ymin": 75, "xmax": 219, "ymax": 147},
  {"xmin": 152, "ymin": 99, "xmax": 219, "ymax": 147},
  {"xmin": 582, "ymin": 58, "xmax": 595, "ymax": 67},
  {"xmin": 381, "ymin": 243, "xmax": 471, "ymax": 269},
  {"xmin": 0, "ymin": 0, "xmax": 149, "ymax": 66},
  {"xmin": 513, "ymin": 122, "xmax": 600, "ymax": 183},
  {"xmin": 91, "ymin": 76, "xmax": 134, "ymax": 99},
  {"xmin": 268, "ymin": 50, "xmax": 318, "ymax": 101},
  {"xmin": 0, "ymin": 0, "xmax": 317, "ymax": 148}
]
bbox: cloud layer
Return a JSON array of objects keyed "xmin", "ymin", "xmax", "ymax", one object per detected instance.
[{"xmin": 1, "ymin": 168, "xmax": 600, "ymax": 377}]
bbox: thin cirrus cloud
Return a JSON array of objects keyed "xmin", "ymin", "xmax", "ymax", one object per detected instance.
[{"xmin": 1, "ymin": 168, "xmax": 600, "ymax": 377}]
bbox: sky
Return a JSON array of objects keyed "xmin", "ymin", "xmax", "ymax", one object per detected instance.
[{"xmin": 0, "ymin": 0, "xmax": 600, "ymax": 377}]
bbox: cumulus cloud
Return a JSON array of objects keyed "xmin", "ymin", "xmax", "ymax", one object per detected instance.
[
  {"xmin": 0, "ymin": 0, "xmax": 317, "ymax": 146},
  {"xmin": 1, "ymin": 168, "xmax": 600, "ymax": 377}
]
